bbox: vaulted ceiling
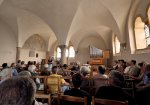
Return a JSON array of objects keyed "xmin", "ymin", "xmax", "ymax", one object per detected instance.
[{"xmin": 0, "ymin": 0, "xmax": 149, "ymax": 51}]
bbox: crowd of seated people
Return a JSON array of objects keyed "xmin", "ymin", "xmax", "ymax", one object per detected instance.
[
  {"xmin": 135, "ymin": 64, "xmax": 150, "ymax": 105},
  {"xmin": 112, "ymin": 59, "xmax": 150, "ymax": 105},
  {"xmin": 95, "ymin": 70, "xmax": 135, "ymax": 105},
  {"xmin": 0, "ymin": 59, "xmax": 150, "ymax": 105}
]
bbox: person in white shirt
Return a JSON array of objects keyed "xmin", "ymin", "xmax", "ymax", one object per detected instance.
[{"xmin": 0, "ymin": 63, "xmax": 12, "ymax": 81}]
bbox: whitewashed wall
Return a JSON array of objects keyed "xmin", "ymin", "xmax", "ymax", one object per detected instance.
[
  {"xmin": 68, "ymin": 36, "xmax": 106, "ymax": 64},
  {"xmin": 20, "ymin": 49, "xmax": 46, "ymax": 64},
  {"xmin": 113, "ymin": 50, "xmax": 150, "ymax": 64},
  {"xmin": 20, "ymin": 34, "xmax": 47, "ymax": 64},
  {"xmin": 0, "ymin": 20, "xmax": 17, "ymax": 66}
]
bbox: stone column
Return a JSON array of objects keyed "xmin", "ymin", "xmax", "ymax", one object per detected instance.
[
  {"xmin": 59, "ymin": 45, "xmax": 67, "ymax": 65},
  {"xmin": 120, "ymin": 43, "xmax": 126, "ymax": 51},
  {"xmin": 16, "ymin": 47, "xmax": 21, "ymax": 62}
]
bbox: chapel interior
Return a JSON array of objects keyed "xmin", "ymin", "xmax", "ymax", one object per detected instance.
[
  {"xmin": 0, "ymin": 0, "xmax": 150, "ymax": 105},
  {"xmin": 0, "ymin": 0, "xmax": 149, "ymax": 66}
]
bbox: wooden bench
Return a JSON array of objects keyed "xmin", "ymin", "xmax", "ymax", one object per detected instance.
[
  {"xmin": 92, "ymin": 96, "xmax": 128, "ymax": 105},
  {"xmin": 58, "ymin": 94, "xmax": 87, "ymax": 105},
  {"xmin": 32, "ymin": 76, "xmax": 51, "ymax": 105}
]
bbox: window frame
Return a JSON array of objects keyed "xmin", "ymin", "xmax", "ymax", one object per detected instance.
[
  {"xmin": 68, "ymin": 46, "xmax": 75, "ymax": 58},
  {"xmin": 113, "ymin": 36, "xmax": 121, "ymax": 55},
  {"xmin": 144, "ymin": 24, "xmax": 150, "ymax": 46},
  {"xmin": 56, "ymin": 47, "xmax": 61, "ymax": 59}
]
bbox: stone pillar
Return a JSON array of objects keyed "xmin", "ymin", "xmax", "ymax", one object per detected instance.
[
  {"xmin": 16, "ymin": 47, "xmax": 21, "ymax": 62},
  {"xmin": 59, "ymin": 45, "xmax": 67, "ymax": 65},
  {"xmin": 120, "ymin": 43, "xmax": 126, "ymax": 51}
]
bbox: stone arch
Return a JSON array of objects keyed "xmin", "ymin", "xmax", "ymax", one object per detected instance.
[
  {"xmin": 17, "ymin": 9, "xmax": 57, "ymax": 51},
  {"xmin": 23, "ymin": 34, "xmax": 46, "ymax": 51}
]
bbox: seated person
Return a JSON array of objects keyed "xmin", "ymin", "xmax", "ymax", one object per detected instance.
[
  {"xmin": 28, "ymin": 62, "xmax": 37, "ymax": 76},
  {"xmin": 135, "ymin": 64, "xmax": 150, "ymax": 105},
  {"xmin": 60, "ymin": 64, "xmax": 71, "ymax": 76},
  {"xmin": 136, "ymin": 64, "xmax": 150, "ymax": 87},
  {"xmin": 93, "ymin": 66, "xmax": 108, "ymax": 94},
  {"xmin": 80, "ymin": 66, "xmax": 91, "ymax": 77},
  {"xmin": 124, "ymin": 62, "xmax": 131, "ymax": 74},
  {"xmin": 63, "ymin": 64, "xmax": 68, "ymax": 69},
  {"xmin": 64, "ymin": 73, "xmax": 91, "ymax": 105},
  {"xmin": 129, "ymin": 62, "xmax": 146, "ymax": 83},
  {"xmin": 40, "ymin": 70, "xmax": 51, "ymax": 76},
  {"xmin": 47, "ymin": 66, "xmax": 69, "ymax": 94},
  {"xmin": 71, "ymin": 61, "xmax": 80, "ymax": 71},
  {"xmin": 0, "ymin": 76, "xmax": 42, "ymax": 105},
  {"xmin": 11, "ymin": 63, "xmax": 18, "ymax": 76},
  {"xmin": 128, "ymin": 60, "xmax": 140, "ymax": 77},
  {"xmin": 95, "ymin": 70, "xmax": 135, "ymax": 105},
  {"xmin": 135, "ymin": 84, "xmax": 150, "ymax": 105},
  {"xmin": 18, "ymin": 71, "xmax": 32, "ymax": 77},
  {"xmin": 93, "ymin": 66, "xmax": 108, "ymax": 79},
  {"xmin": 0, "ymin": 63, "xmax": 12, "ymax": 81},
  {"xmin": 21, "ymin": 61, "xmax": 26, "ymax": 69},
  {"xmin": 18, "ymin": 70, "xmax": 42, "ymax": 90},
  {"xmin": 80, "ymin": 66, "xmax": 92, "ymax": 93}
]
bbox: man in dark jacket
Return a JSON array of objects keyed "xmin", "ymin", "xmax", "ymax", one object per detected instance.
[{"xmin": 64, "ymin": 73, "xmax": 91, "ymax": 105}]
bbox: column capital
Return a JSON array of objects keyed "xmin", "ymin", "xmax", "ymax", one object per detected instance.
[{"xmin": 16, "ymin": 46, "xmax": 21, "ymax": 49}]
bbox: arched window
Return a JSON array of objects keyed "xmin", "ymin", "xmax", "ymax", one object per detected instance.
[
  {"xmin": 144, "ymin": 24, "xmax": 150, "ymax": 46},
  {"xmin": 134, "ymin": 17, "xmax": 147, "ymax": 49},
  {"xmin": 57, "ymin": 47, "xmax": 61, "ymax": 59},
  {"xmin": 66, "ymin": 49, "xmax": 68, "ymax": 57},
  {"xmin": 69, "ymin": 46, "xmax": 75, "ymax": 58},
  {"xmin": 114, "ymin": 36, "xmax": 120, "ymax": 53},
  {"xmin": 145, "ymin": 6, "xmax": 150, "ymax": 47}
]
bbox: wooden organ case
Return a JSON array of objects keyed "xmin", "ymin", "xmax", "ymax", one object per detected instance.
[{"xmin": 89, "ymin": 45, "xmax": 110, "ymax": 65}]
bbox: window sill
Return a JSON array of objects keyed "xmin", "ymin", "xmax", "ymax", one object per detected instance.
[
  {"xmin": 113, "ymin": 53, "xmax": 121, "ymax": 56},
  {"xmin": 135, "ymin": 47, "xmax": 150, "ymax": 54}
]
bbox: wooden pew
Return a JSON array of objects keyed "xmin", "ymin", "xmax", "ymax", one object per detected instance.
[
  {"xmin": 32, "ymin": 76, "xmax": 51, "ymax": 105},
  {"xmin": 92, "ymin": 96, "xmax": 128, "ymax": 105},
  {"xmin": 58, "ymin": 94, "xmax": 87, "ymax": 105}
]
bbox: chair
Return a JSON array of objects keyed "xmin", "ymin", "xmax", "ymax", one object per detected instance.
[
  {"xmin": 32, "ymin": 76, "xmax": 51, "ymax": 105},
  {"xmin": 46, "ymin": 75, "xmax": 70, "ymax": 105},
  {"xmin": 57, "ymin": 94, "xmax": 87, "ymax": 105},
  {"xmin": 123, "ymin": 79, "xmax": 135, "ymax": 97},
  {"xmin": 32, "ymin": 76, "xmax": 48, "ymax": 93},
  {"xmin": 92, "ymin": 77, "xmax": 108, "ymax": 95},
  {"xmin": 63, "ymin": 76, "xmax": 72, "ymax": 86},
  {"xmin": 62, "ymin": 69, "xmax": 72, "ymax": 76},
  {"xmin": 80, "ymin": 77, "xmax": 94, "ymax": 95},
  {"xmin": 35, "ymin": 93, "xmax": 51, "ymax": 105},
  {"xmin": 92, "ymin": 96, "xmax": 128, "ymax": 105}
]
